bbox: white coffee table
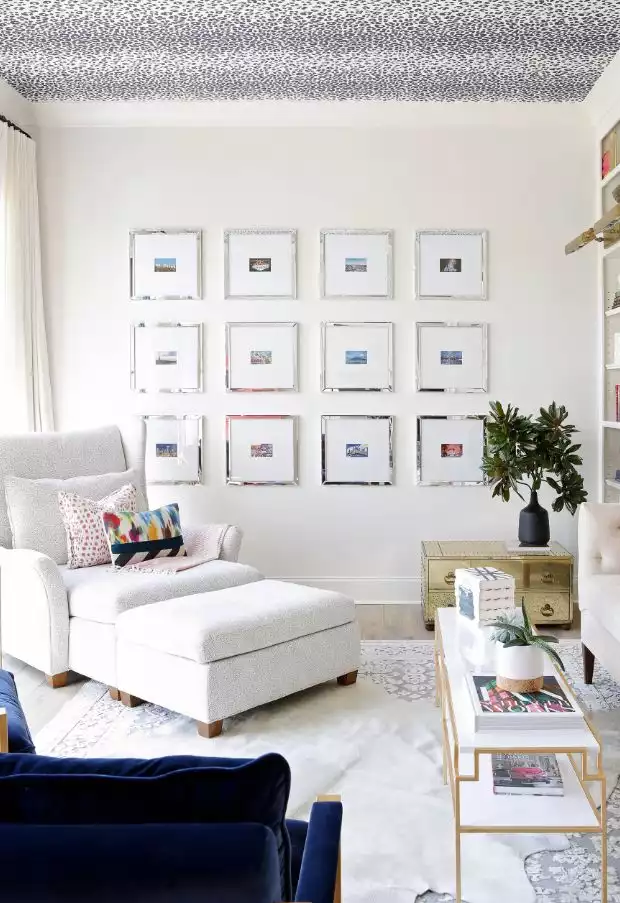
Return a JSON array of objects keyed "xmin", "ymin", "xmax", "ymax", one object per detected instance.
[{"xmin": 435, "ymin": 608, "xmax": 607, "ymax": 903}]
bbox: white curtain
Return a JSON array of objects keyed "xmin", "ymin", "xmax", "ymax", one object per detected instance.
[{"xmin": 0, "ymin": 121, "xmax": 54, "ymax": 432}]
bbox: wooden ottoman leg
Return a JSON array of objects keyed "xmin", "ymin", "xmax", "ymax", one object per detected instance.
[
  {"xmin": 119, "ymin": 692, "xmax": 144, "ymax": 708},
  {"xmin": 337, "ymin": 670, "xmax": 358, "ymax": 686},
  {"xmin": 197, "ymin": 720, "xmax": 223, "ymax": 739},
  {"xmin": 46, "ymin": 672, "xmax": 69, "ymax": 689},
  {"xmin": 582, "ymin": 644, "xmax": 595, "ymax": 685},
  {"xmin": 108, "ymin": 687, "xmax": 121, "ymax": 701}
]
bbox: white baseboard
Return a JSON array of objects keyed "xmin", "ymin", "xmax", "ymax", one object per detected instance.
[{"xmin": 270, "ymin": 576, "xmax": 422, "ymax": 603}]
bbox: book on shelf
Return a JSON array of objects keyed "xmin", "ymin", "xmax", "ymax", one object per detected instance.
[
  {"xmin": 616, "ymin": 384, "xmax": 620, "ymax": 422},
  {"xmin": 492, "ymin": 753, "xmax": 564, "ymax": 796},
  {"xmin": 466, "ymin": 674, "xmax": 584, "ymax": 731}
]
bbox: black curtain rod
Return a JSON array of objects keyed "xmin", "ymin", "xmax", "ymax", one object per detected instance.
[{"xmin": 0, "ymin": 113, "xmax": 31, "ymax": 140}]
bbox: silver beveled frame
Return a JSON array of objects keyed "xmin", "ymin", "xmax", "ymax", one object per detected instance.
[
  {"xmin": 416, "ymin": 414, "xmax": 487, "ymax": 486},
  {"xmin": 224, "ymin": 228, "xmax": 297, "ymax": 299},
  {"xmin": 415, "ymin": 321, "xmax": 488, "ymax": 393},
  {"xmin": 130, "ymin": 322, "xmax": 204, "ymax": 393},
  {"xmin": 129, "ymin": 229, "xmax": 202, "ymax": 300},
  {"xmin": 142, "ymin": 414, "xmax": 203, "ymax": 485},
  {"xmin": 226, "ymin": 414, "xmax": 299, "ymax": 486},
  {"xmin": 225, "ymin": 322, "xmax": 299, "ymax": 392},
  {"xmin": 320, "ymin": 228, "xmax": 394, "ymax": 299},
  {"xmin": 414, "ymin": 229, "xmax": 488, "ymax": 301},
  {"xmin": 321, "ymin": 321, "xmax": 394, "ymax": 392},
  {"xmin": 321, "ymin": 414, "xmax": 394, "ymax": 486}
]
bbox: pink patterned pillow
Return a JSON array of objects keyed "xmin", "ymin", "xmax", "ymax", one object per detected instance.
[{"xmin": 58, "ymin": 483, "xmax": 138, "ymax": 569}]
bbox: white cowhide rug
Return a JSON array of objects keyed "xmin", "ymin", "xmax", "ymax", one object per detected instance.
[{"xmin": 34, "ymin": 643, "xmax": 620, "ymax": 903}]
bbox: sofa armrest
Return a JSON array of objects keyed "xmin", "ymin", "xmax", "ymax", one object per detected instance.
[
  {"xmin": 295, "ymin": 799, "xmax": 343, "ymax": 903},
  {"xmin": 183, "ymin": 525, "xmax": 243, "ymax": 563},
  {"xmin": 0, "ymin": 548, "xmax": 69, "ymax": 676}
]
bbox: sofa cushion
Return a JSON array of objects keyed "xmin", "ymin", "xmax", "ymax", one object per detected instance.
[
  {"xmin": 103, "ymin": 503, "xmax": 187, "ymax": 568},
  {"xmin": 5, "ymin": 469, "xmax": 147, "ymax": 564},
  {"xmin": 0, "ymin": 752, "xmax": 293, "ymax": 901},
  {"xmin": 0, "ymin": 671, "xmax": 35, "ymax": 755},
  {"xmin": 62, "ymin": 560, "xmax": 264, "ymax": 624},
  {"xmin": 115, "ymin": 579, "xmax": 356, "ymax": 664},
  {"xmin": 59, "ymin": 483, "xmax": 139, "ymax": 569}
]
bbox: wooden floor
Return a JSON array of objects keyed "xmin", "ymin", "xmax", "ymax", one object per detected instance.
[{"xmin": 5, "ymin": 602, "xmax": 582, "ymax": 737}]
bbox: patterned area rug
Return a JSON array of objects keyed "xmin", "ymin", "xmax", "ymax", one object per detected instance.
[{"xmin": 35, "ymin": 640, "xmax": 620, "ymax": 902}]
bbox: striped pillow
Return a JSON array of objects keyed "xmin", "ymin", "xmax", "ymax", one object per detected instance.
[{"xmin": 102, "ymin": 503, "xmax": 187, "ymax": 569}]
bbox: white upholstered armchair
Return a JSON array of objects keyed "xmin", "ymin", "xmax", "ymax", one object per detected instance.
[
  {"xmin": 0, "ymin": 421, "xmax": 261, "ymax": 690},
  {"xmin": 578, "ymin": 502, "xmax": 620, "ymax": 685}
]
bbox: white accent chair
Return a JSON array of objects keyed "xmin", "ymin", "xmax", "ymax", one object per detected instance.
[
  {"xmin": 577, "ymin": 502, "xmax": 620, "ymax": 684},
  {"xmin": 0, "ymin": 422, "xmax": 262, "ymax": 691}
]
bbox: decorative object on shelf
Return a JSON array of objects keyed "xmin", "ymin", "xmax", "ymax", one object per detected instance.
[
  {"xmin": 225, "ymin": 322, "xmax": 298, "ymax": 392},
  {"xmin": 482, "ymin": 401, "xmax": 587, "ymax": 547},
  {"xmin": 321, "ymin": 322, "xmax": 393, "ymax": 391},
  {"xmin": 455, "ymin": 566, "xmax": 515, "ymax": 627},
  {"xmin": 129, "ymin": 229, "xmax": 201, "ymax": 300},
  {"xmin": 321, "ymin": 415, "xmax": 393, "ymax": 485},
  {"xmin": 602, "ymin": 127, "xmax": 616, "ymax": 179},
  {"xmin": 416, "ymin": 322, "xmax": 488, "ymax": 392},
  {"xmin": 416, "ymin": 415, "xmax": 485, "ymax": 486},
  {"xmin": 224, "ymin": 228, "xmax": 297, "ymax": 299},
  {"xmin": 143, "ymin": 415, "xmax": 203, "ymax": 484},
  {"xmin": 490, "ymin": 607, "xmax": 564, "ymax": 693},
  {"xmin": 320, "ymin": 229, "xmax": 393, "ymax": 299},
  {"xmin": 226, "ymin": 415, "xmax": 298, "ymax": 485},
  {"xmin": 130, "ymin": 322, "xmax": 203, "ymax": 393},
  {"xmin": 414, "ymin": 229, "xmax": 487, "ymax": 300}
]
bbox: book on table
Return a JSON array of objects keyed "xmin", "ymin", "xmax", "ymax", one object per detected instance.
[
  {"xmin": 492, "ymin": 753, "xmax": 564, "ymax": 796},
  {"xmin": 466, "ymin": 674, "xmax": 584, "ymax": 731}
]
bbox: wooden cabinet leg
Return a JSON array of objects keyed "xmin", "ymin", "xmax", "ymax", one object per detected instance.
[
  {"xmin": 582, "ymin": 644, "xmax": 595, "ymax": 685},
  {"xmin": 337, "ymin": 670, "xmax": 358, "ymax": 686},
  {"xmin": 119, "ymin": 692, "xmax": 144, "ymax": 708},
  {"xmin": 46, "ymin": 672, "xmax": 69, "ymax": 689},
  {"xmin": 108, "ymin": 687, "xmax": 121, "ymax": 701},
  {"xmin": 197, "ymin": 720, "xmax": 223, "ymax": 739}
]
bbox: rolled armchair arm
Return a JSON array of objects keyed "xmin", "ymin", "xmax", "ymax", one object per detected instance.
[
  {"xmin": 0, "ymin": 548, "xmax": 69, "ymax": 675},
  {"xmin": 182, "ymin": 525, "xmax": 243, "ymax": 563},
  {"xmin": 295, "ymin": 800, "xmax": 343, "ymax": 903}
]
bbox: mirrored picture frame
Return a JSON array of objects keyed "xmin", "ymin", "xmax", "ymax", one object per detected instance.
[
  {"xmin": 224, "ymin": 228, "xmax": 297, "ymax": 299},
  {"xmin": 416, "ymin": 322, "xmax": 487, "ymax": 393},
  {"xmin": 414, "ymin": 229, "xmax": 487, "ymax": 300},
  {"xmin": 130, "ymin": 229, "xmax": 202, "ymax": 300},
  {"xmin": 416, "ymin": 415, "xmax": 486, "ymax": 486},
  {"xmin": 321, "ymin": 415, "xmax": 393, "ymax": 485},
  {"xmin": 226, "ymin": 322, "xmax": 298, "ymax": 392},
  {"xmin": 143, "ymin": 414, "xmax": 203, "ymax": 485},
  {"xmin": 321, "ymin": 322, "xmax": 393, "ymax": 392},
  {"xmin": 131, "ymin": 322, "xmax": 204, "ymax": 393},
  {"xmin": 320, "ymin": 229, "xmax": 393, "ymax": 299},
  {"xmin": 226, "ymin": 415, "xmax": 298, "ymax": 485}
]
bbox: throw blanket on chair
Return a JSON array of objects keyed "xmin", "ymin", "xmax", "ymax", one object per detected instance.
[{"xmin": 119, "ymin": 524, "xmax": 229, "ymax": 574}]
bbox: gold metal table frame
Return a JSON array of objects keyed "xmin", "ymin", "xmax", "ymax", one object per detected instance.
[{"xmin": 435, "ymin": 616, "xmax": 607, "ymax": 903}]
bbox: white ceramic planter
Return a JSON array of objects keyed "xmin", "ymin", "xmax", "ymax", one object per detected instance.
[{"xmin": 496, "ymin": 644, "xmax": 544, "ymax": 693}]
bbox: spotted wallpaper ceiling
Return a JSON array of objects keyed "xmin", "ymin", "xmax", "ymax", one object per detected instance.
[{"xmin": 1, "ymin": 0, "xmax": 620, "ymax": 103}]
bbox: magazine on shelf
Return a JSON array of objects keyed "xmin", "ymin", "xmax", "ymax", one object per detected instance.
[
  {"xmin": 466, "ymin": 674, "xmax": 584, "ymax": 731},
  {"xmin": 492, "ymin": 753, "xmax": 564, "ymax": 796}
]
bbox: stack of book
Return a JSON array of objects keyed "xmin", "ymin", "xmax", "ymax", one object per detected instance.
[{"xmin": 465, "ymin": 674, "xmax": 583, "ymax": 731}]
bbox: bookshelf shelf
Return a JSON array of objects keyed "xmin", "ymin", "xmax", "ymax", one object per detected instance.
[
  {"xmin": 602, "ymin": 421, "xmax": 620, "ymax": 429},
  {"xmin": 605, "ymin": 307, "xmax": 620, "ymax": 318},
  {"xmin": 605, "ymin": 479, "xmax": 620, "ymax": 490},
  {"xmin": 602, "ymin": 161, "xmax": 620, "ymax": 188}
]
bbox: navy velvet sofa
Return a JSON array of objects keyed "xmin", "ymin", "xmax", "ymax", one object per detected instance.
[{"xmin": 0, "ymin": 671, "xmax": 342, "ymax": 903}]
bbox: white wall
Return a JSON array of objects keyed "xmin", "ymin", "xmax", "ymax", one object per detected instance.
[
  {"xmin": 0, "ymin": 77, "xmax": 33, "ymax": 131},
  {"xmin": 36, "ymin": 121, "xmax": 596, "ymax": 599}
]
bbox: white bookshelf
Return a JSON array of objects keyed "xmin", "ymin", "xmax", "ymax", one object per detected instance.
[{"xmin": 600, "ymin": 125, "xmax": 620, "ymax": 500}]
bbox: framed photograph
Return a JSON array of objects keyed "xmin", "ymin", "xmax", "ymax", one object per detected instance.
[
  {"xmin": 143, "ymin": 415, "xmax": 203, "ymax": 484},
  {"xmin": 321, "ymin": 415, "xmax": 393, "ymax": 485},
  {"xmin": 131, "ymin": 323, "xmax": 203, "ymax": 392},
  {"xmin": 226, "ymin": 415, "xmax": 298, "ymax": 485},
  {"xmin": 226, "ymin": 322, "xmax": 298, "ymax": 392},
  {"xmin": 415, "ymin": 230, "xmax": 487, "ymax": 300},
  {"xmin": 130, "ymin": 230, "xmax": 201, "ymax": 300},
  {"xmin": 416, "ymin": 322, "xmax": 487, "ymax": 392},
  {"xmin": 416, "ymin": 415, "xmax": 486, "ymax": 486},
  {"xmin": 321, "ymin": 322, "xmax": 393, "ymax": 392},
  {"xmin": 224, "ymin": 229, "xmax": 297, "ymax": 299},
  {"xmin": 320, "ymin": 229, "xmax": 393, "ymax": 299}
]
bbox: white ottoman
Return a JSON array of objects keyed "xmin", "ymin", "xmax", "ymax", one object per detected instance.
[{"xmin": 115, "ymin": 579, "xmax": 360, "ymax": 737}]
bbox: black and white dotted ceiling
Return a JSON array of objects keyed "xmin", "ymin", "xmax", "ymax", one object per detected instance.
[{"xmin": 1, "ymin": 0, "xmax": 619, "ymax": 103}]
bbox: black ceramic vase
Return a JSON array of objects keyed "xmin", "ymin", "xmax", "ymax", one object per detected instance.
[{"xmin": 518, "ymin": 490, "xmax": 550, "ymax": 547}]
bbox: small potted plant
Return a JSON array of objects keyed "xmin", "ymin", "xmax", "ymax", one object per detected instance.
[{"xmin": 490, "ymin": 608, "xmax": 564, "ymax": 693}]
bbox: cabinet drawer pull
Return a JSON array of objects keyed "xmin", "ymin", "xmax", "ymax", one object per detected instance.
[
  {"xmin": 540, "ymin": 603, "xmax": 555, "ymax": 617},
  {"xmin": 541, "ymin": 572, "xmax": 555, "ymax": 585},
  {"xmin": 444, "ymin": 571, "xmax": 456, "ymax": 586}
]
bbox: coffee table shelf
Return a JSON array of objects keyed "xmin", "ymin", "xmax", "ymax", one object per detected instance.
[{"xmin": 435, "ymin": 608, "xmax": 607, "ymax": 902}]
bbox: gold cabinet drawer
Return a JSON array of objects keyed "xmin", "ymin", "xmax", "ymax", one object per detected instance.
[
  {"xmin": 522, "ymin": 593, "xmax": 571, "ymax": 625},
  {"xmin": 427, "ymin": 560, "xmax": 469, "ymax": 590},
  {"xmin": 527, "ymin": 562, "xmax": 571, "ymax": 590}
]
